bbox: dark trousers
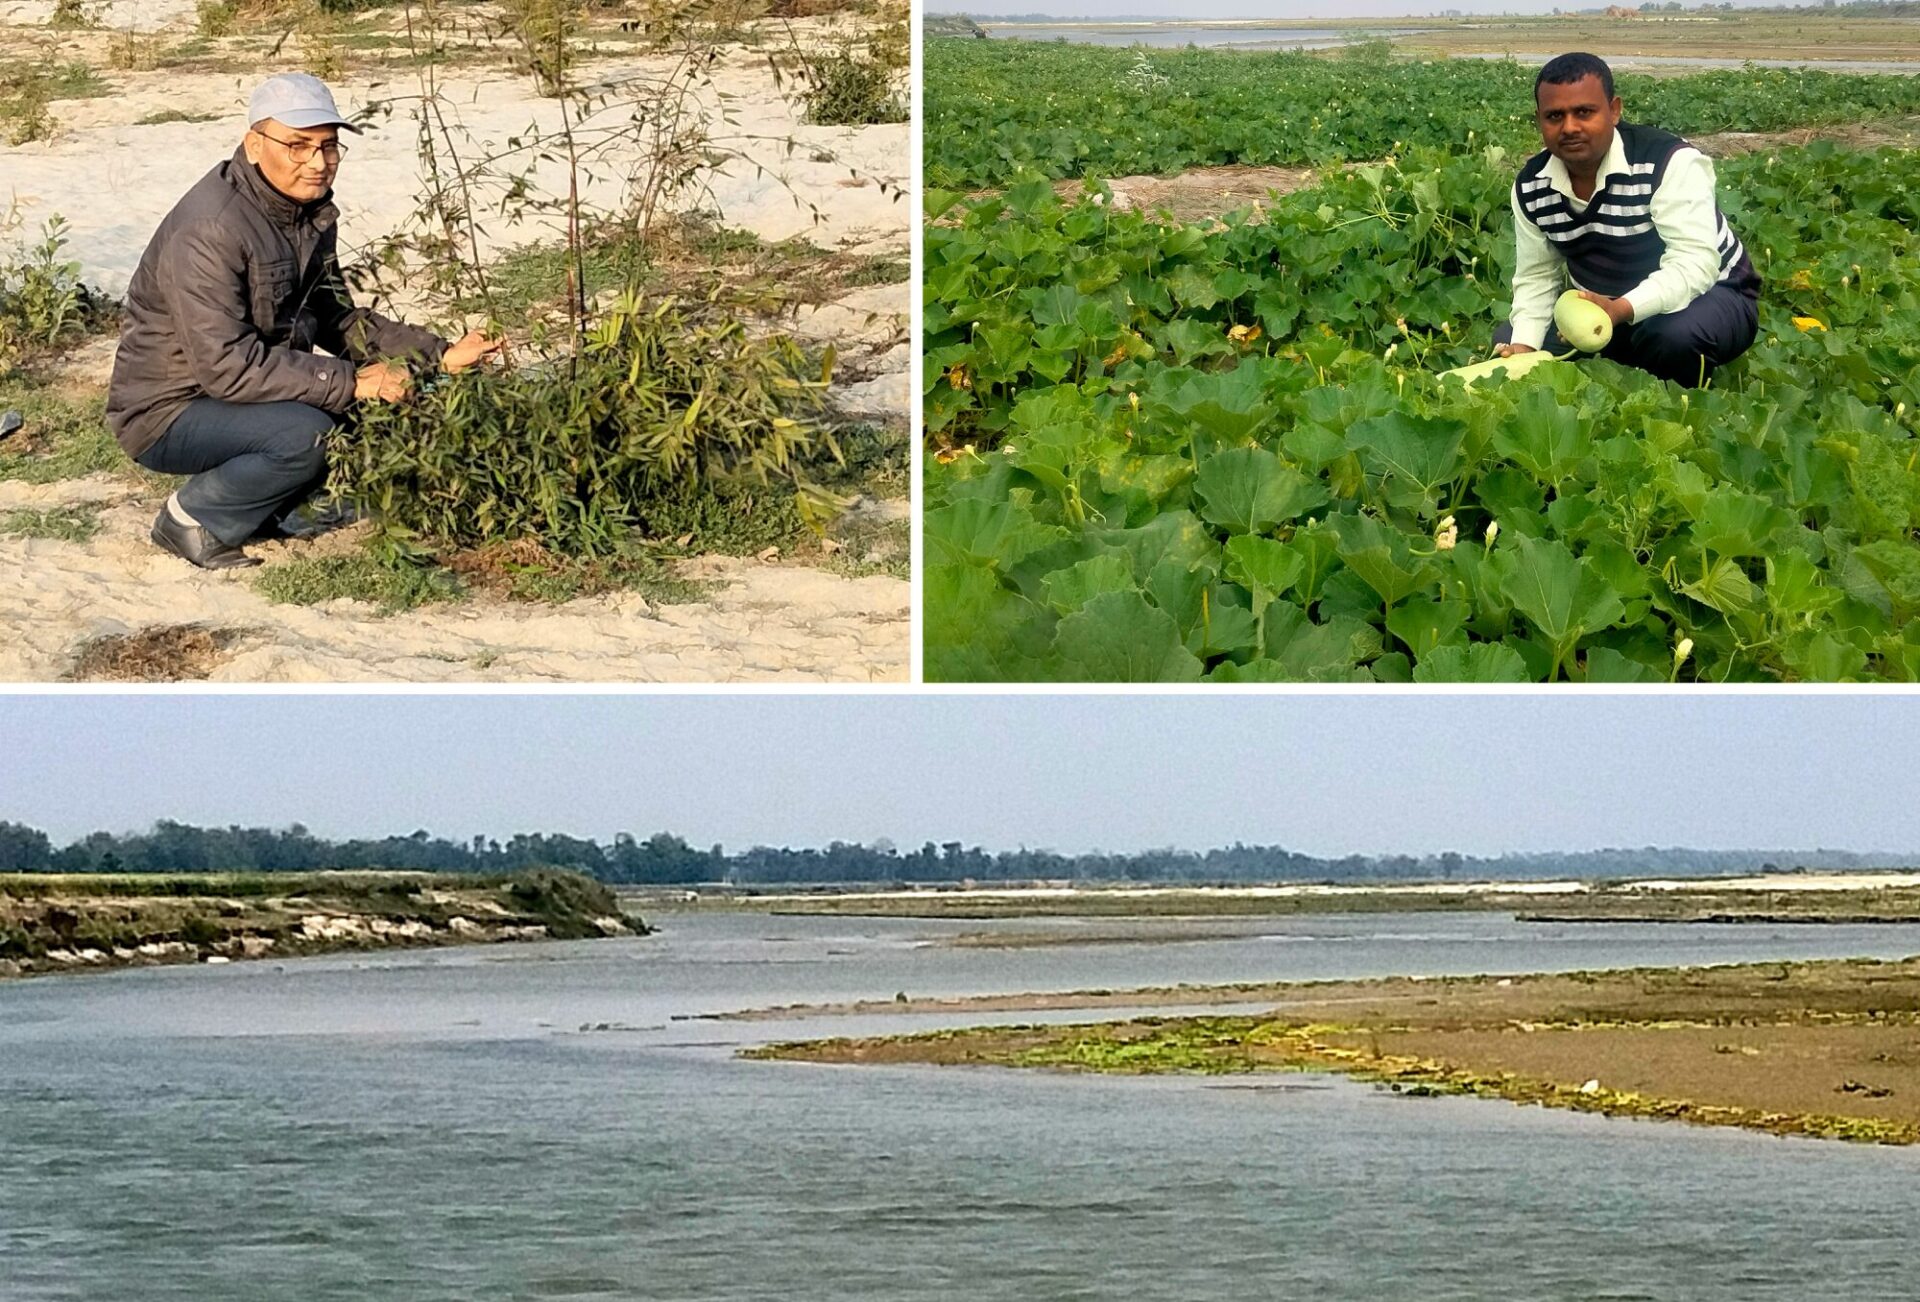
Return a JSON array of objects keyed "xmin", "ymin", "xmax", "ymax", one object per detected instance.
[
  {"xmin": 1496, "ymin": 284, "xmax": 1759, "ymax": 387},
  {"xmin": 135, "ymin": 399, "xmax": 334, "ymax": 546}
]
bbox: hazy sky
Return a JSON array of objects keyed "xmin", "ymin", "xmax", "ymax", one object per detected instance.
[
  {"xmin": 956, "ymin": 2, "xmax": 1806, "ymax": 19},
  {"xmin": 1, "ymin": 694, "xmax": 1914, "ymax": 856}
]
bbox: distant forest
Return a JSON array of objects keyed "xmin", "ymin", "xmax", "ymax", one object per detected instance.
[{"xmin": 0, "ymin": 821, "xmax": 1909, "ymax": 886}]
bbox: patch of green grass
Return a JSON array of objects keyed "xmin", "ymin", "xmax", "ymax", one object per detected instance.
[
  {"xmin": 253, "ymin": 551, "xmax": 466, "ymax": 613},
  {"xmin": 801, "ymin": 45, "xmax": 906, "ymax": 127},
  {"xmin": 808, "ymin": 421, "xmax": 906, "ymax": 498},
  {"xmin": 500, "ymin": 551, "xmax": 708, "ymax": 604},
  {"xmin": 629, "ymin": 478, "xmax": 808, "ymax": 557},
  {"xmin": 457, "ymin": 225, "xmax": 650, "ymax": 328},
  {"xmin": 48, "ymin": 0, "xmax": 96, "ymax": 31},
  {"xmin": 842, "ymin": 255, "xmax": 908, "ymax": 287},
  {"xmin": 34, "ymin": 61, "xmax": 110, "ymax": 101},
  {"xmin": 0, "ymin": 385, "xmax": 135, "ymax": 485},
  {"xmin": 448, "ymin": 540, "xmax": 711, "ymax": 604},
  {"xmin": 135, "ymin": 109, "xmax": 221, "ymax": 125},
  {"xmin": 0, "ymin": 505, "xmax": 101, "ymax": 542},
  {"xmin": 820, "ymin": 514, "xmax": 906, "ymax": 581}
]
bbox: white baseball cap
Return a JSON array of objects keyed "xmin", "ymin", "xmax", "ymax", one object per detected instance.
[{"xmin": 248, "ymin": 72, "xmax": 362, "ymax": 133}]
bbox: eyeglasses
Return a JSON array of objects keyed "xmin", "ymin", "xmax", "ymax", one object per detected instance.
[{"xmin": 254, "ymin": 129, "xmax": 347, "ymax": 166}]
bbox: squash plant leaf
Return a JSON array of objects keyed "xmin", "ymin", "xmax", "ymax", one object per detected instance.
[
  {"xmin": 1194, "ymin": 447, "xmax": 1328, "ymax": 535},
  {"xmin": 1049, "ymin": 590, "xmax": 1205, "ymax": 682}
]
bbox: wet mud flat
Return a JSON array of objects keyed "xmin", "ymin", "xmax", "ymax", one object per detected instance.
[{"xmin": 751, "ymin": 957, "xmax": 1920, "ymax": 1145}]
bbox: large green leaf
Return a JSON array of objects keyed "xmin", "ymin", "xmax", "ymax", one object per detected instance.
[
  {"xmin": 1495, "ymin": 534, "xmax": 1626, "ymax": 661},
  {"xmin": 1411, "ymin": 642, "xmax": 1530, "ymax": 683},
  {"xmin": 1347, "ymin": 410, "xmax": 1466, "ymax": 515},
  {"xmin": 1041, "ymin": 553, "xmax": 1138, "ymax": 614},
  {"xmin": 1049, "ymin": 591, "xmax": 1205, "ymax": 682},
  {"xmin": 1491, "ymin": 385, "xmax": 1590, "ymax": 485},
  {"xmin": 926, "ymin": 498, "xmax": 1069, "ymax": 571},
  {"xmin": 1222, "ymin": 534, "xmax": 1306, "ymax": 616},
  {"xmin": 1691, "ymin": 486, "xmax": 1796, "ymax": 558},
  {"xmin": 1330, "ymin": 511, "xmax": 1429, "ymax": 608},
  {"xmin": 1194, "ymin": 447, "xmax": 1328, "ymax": 536},
  {"xmin": 1386, "ymin": 598, "xmax": 1471, "ymax": 659},
  {"xmin": 924, "ymin": 564, "xmax": 1044, "ymax": 683}
]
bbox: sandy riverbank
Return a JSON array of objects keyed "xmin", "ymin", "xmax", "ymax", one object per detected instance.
[{"xmin": 0, "ymin": 869, "xmax": 638, "ymax": 980}]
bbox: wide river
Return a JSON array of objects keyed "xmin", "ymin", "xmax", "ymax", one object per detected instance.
[{"xmin": 4, "ymin": 911, "xmax": 1919, "ymax": 1299}]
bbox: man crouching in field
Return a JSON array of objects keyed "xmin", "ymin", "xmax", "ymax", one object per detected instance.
[
  {"xmin": 1494, "ymin": 52, "xmax": 1760, "ymax": 387},
  {"xmin": 106, "ymin": 72, "xmax": 501, "ymax": 570}
]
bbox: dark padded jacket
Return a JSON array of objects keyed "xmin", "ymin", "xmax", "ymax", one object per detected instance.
[{"xmin": 106, "ymin": 147, "xmax": 446, "ymax": 457}]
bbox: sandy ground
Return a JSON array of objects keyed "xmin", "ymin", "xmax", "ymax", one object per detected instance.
[
  {"xmin": 0, "ymin": 469, "xmax": 908, "ymax": 682},
  {"xmin": 0, "ymin": 18, "xmax": 911, "ymax": 683},
  {"xmin": 752, "ymin": 958, "xmax": 1920, "ymax": 1142},
  {"xmin": 4, "ymin": 21, "xmax": 909, "ymax": 293}
]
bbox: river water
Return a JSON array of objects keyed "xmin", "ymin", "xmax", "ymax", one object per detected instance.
[
  {"xmin": 3, "ymin": 911, "xmax": 1918, "ymax": 1300},
  {"xmin": 981, "ymin": 24, "xmax": 1428, "ymax": 51}
]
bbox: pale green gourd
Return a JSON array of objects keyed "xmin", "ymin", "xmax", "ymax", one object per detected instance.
[
  {"xmin": 1439, "ymin": 351, "xmax": 1564, "ymax": 384},
  {"xmin": 1554, "ymin": 289, "xmax": 1614, "ymax": 351}
]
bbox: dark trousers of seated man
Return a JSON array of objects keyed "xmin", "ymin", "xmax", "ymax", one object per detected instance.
[
  {"xmin": 135, "ymin": 398, "xmax": 334, "ymax": 545},
  {"xmin": 1495, "ymin": 282, "xmax": 1759, "ymax": 387}
]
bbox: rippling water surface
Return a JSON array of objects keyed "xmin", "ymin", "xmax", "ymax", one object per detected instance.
[{"xmin": 4, "ymin": 912, "xmax": 1918, "ymax": 1299}]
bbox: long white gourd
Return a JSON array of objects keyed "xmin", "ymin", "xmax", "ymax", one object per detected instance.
[{"xmin": 1439, "ymin": 351, "xmax": 1564, "ymax": 383}]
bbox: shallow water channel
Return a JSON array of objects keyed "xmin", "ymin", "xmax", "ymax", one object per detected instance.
[{"xmin": 3, "ymin": 911, "xmax": 1918, "ymax": 1300}]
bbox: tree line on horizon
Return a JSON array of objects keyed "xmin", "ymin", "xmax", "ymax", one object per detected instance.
[{"xmin": 0, "ymin": 820, "xmax": 1908, "ymax": 885}]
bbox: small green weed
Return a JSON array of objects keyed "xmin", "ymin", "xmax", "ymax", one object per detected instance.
[
  {"xmin": 253, "ymin": 551, "xmax": 466, "ymax": 613},
  {"xmin": 0, "ymin": 505, "xmax": 101, "ymax": 542},
  {"xmin": 0, "ymin": 216, "xmax": 97, "ymax": 363},
  {"xmin": 0, "ymin": 384, "xmax": 127, "ymax": 485},
  {"xmin": 195, "ymin": 1, "xmax": 240, "ymax": 36},
  {"xmin": 48, "ymin": 0, "xmax": 95, "ymax": 30},
  {"xmin": 135, "ymin": 109, "xmax": 220, "ymax": 125},
  {"xmin": 842, "ymin": 255, "xmax": 908, "ymax": 287},
  {"xmin": 807, "ymin": 421, "xmax": 906, "ymax": 498},
  {"xmin": 820, "ymin": 515, "xmax": 907, "ymax": 581},
  {"xmin": 801, "ymin": 44, "xmax": 906, "ymax": 127},
  {"xmin": 456, "ymin": 224, "xmax": 649, "ymax": 328},
  {"xmin": 450, "ymin": 541, "xmax": 711, "ymax": 604}
]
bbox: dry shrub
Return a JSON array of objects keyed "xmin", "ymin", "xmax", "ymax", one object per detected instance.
[{"xmin": 66, "ymin": 625, "xmax": 247, "ymax": 681}]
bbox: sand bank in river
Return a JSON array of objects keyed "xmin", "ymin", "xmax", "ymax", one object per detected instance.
[{"xmin": 751, "ymin": 957, "xmax": 1920, "ymax": 1145}]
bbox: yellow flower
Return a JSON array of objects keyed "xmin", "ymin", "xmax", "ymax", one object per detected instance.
[{"xmin": 1792, "ymin": 316, "xmax": 1827, "ymax": 333}]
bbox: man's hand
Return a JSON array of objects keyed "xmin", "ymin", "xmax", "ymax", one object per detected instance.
[
  {"xmin": 355, "ymin": 361, "xmax": 411, "ymax": 403},
  {"xmin": 1494, "ymin": 342, "xmax": 1538, "ymax": 359},
  {"xmin": 441, "ymin": 331, "xmax": 505, "ymax": 375},
  {"xmin": 1576, "ymin": 290, "xmax": 1635, "ymax": 326}
]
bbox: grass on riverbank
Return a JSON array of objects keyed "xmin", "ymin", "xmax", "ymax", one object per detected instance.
[{"xmin": 0, "ymin": 868, "xmax": 638, "ymax": 977}]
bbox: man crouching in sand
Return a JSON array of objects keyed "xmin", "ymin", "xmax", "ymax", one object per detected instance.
[{"xmin": 107, "ymin": 72, "xmax": 501, "ymax": 569}]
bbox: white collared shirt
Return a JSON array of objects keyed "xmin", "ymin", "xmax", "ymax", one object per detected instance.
[{"xmin": 1508, "ymin": 128, "xmax": 1724, "ymax": 349}]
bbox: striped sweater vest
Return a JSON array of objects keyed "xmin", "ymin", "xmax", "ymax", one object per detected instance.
[{"xmin": 1514, "ymin": 123, "xmax": 1760, "ymax": 302}]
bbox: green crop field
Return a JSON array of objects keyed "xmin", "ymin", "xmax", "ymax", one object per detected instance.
[
  {"xmin": 923, "ymin": 42, "xmax": 1920, "ymax": 683},
  {"xmin": 925, "ymin": 41, "xmax": 1920, "ymax": 188}
]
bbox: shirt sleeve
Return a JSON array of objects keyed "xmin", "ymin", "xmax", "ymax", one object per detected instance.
[
  {"xmin": 1508, "ymin": 183, "xmax": 1563, "ymax": 350},
  {"xmin": 1622, "ymin": 148, "xmax": 1723, "ymax": 322}
]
